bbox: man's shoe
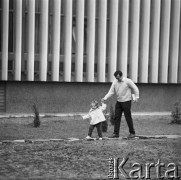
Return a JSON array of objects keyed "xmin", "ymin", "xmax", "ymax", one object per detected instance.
[
  {"xmin": 127, "ymin": 133, "xmax": 135, "ymax": 138},
  {"xmin": 109, "ymin": 134, "xmax": 119, "ymax": 138}
]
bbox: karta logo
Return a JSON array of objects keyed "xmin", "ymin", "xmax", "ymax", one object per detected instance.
[{"xmin": 108, "ymin": 157, "xmax": 180, "ymax": 179}]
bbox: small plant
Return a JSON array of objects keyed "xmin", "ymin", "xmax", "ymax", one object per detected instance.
[
  {"xmin": 109, "ymin": 105, "xmax": 115, "ymax": 125},
  {"xmin": 32, "ymin": 103, "xmax": 41, "ymax": 127},
  {"xmin": 171, "ymin": 100, "xmax": 181, "ymax": 124},
  {"xmin": 102, "ymin": 121, "xmax": 108, "ymax": 132},
  {"xmin": 101, "ymin": 109, "xmax": 108, "ymax": 132}
]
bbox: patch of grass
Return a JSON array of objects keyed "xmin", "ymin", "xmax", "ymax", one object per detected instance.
[
  {"xmin": 0, "ymin": 115, "xmax": 181, "ymax": 141},
  {"xmin": 0, "ymin": 138, "xmax": 181, "ymax": 179},
  {"xmin": 0, "ymin": 115, "xmax": 181, "ymax": 179}
]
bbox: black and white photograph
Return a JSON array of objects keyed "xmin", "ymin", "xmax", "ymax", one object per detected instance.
[{"xmin": 0, "ymin": 0, "xmax": 181, "ymax": 179}]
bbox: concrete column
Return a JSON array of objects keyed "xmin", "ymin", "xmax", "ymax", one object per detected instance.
[
  {"xmin": 40, "ymin": 0, "xmax": 49, "ymax": 81},
  {"xmin": 75, "ymin": 0, "xmax": 84, "ymax": 82},
  {"xmin": 168, "ymin": 0, "xmax": 180, "ymax": 83},
  {"xmin": 21, "ymin": 1, "xmax": 25, "ymax": 73},
  {"xmin": 15, "ymin": 0, "xmax": 22, "ymax": 81},
  {"xmin": 117, "ymin": 0, "xmax": 129, "ymax": 77},
  {"xmin": 179, "ymin": 40, "xmax": 181, "ymax": 83},
  {"xmin": 179, "ymin": 22, "xmax": 181, "ymax": 83},
  {"xmin": 2, "ymin": 0, "xmax": 9, "ymax": 80},
  {"xmin": 97, "ymin": 0, "xmax": 107, "ymax": 82},
  {"xmin": 149, "ymin": 0, "xmax": 161, "ymax": 83},
  {"xmin": 108, "ymin": 0, "xmax": 118, "ymax": 82},
  {"xmin": 139, "ymin": 0, "xmax": 151, "ymax": 83},
  {"xmin": 27, "ymin": 0, "xmax": 35, "ymax": 81},
  {"xmin": 86, "ymin": 0, "xmax": 96, "ymax": 82},
  {"xmin": 52, "ymin": 0, "xmax": 61, "ymax": 81},
  {"xmin": 129, "ymin": 0, "xmax": 140, "ymax": 82},
  {"xmin": 64, "ymin": 0, "xmax": 72, "ymax": 82},
  {"xmin": 159, "ymin": 0, "xmax": 171, "ymax": 83}
]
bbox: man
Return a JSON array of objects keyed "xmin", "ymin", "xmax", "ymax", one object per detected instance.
[{"xmin": 101, "ymin": 70, "xmax": 139, "ymax": 138}]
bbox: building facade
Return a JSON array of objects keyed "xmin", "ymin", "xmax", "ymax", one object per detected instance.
[{"xmin": 0, "ymin": 0, "xmax": 181, "ymax": 113}]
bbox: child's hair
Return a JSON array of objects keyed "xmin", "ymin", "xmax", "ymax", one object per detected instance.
[{"xmin": 91, "ymin": 100, "xmax": 99, "ymax": 107}]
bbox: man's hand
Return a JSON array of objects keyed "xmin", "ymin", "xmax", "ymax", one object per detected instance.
[
  {"xmin": 132, "ymin": 94, "xmax": 139, "ymax": 102},
  {"xmin": 133, "ymin": 98, "xmax": 139, "ymax": 103}
]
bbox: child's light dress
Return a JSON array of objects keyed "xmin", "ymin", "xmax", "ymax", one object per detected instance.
[{"xmin": 83, "ymin": 103, "xmax": 107, "ymax": 125}]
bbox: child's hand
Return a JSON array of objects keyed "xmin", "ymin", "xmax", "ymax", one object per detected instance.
[
  {"xmin": 100, "ymin": 103, "xmax": 107, "ymax": 111},
  {"xmin": 82, "ymin": 114, "xmax": 90, "ymax": 120},
  {"xmin": 101, "ymin": 98, "xmax": 105, "ymax": 103}
]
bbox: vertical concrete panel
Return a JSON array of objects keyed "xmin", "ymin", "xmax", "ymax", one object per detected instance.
[
  {"xmin": 149, "ymin": 0, "xmax": 161, "ymax": 83},
  {"xmin": 27, "ymin": 0, "xmax": 35, "ymax": 81},
  {"xmin": 178, "ymin": 48, "xmax": 181, "ymax": 83},
  {"xmin": 159, "ymin": 0, "xmax": 171, "ymax": 83},
  {"xmin": 86, "ymin": 0, "xmax": 96, "ymax": 82},
  {"xmin": 40, "ymin": 0, "xmax": 49, "ymax": 81},
  {"xmin": 97, "ymin": 0, "xmax": 107, "ymax": 82},
  {"xmin": 75, "ymin": 0, "xmax": 84, "ymax": 82},
  {"xmin": 108, "ymin": 0, "xmax": 118, "ymax": 82},
  {"xmin": 178, "ymin": 19, "xmax": 181, "ymax": 83},
  {"xmin": 139, "ymin": 0, "xmax": 150, "ymax": 83},
  {"xmin": 129, "ymin": 0, "xmax": 140, "ymax": 82},
  {"xmin": 117, "ymin": 0, "xmax": 129, "ymax": 77},
  {"xmin": 64, "ymin": 0, "xmax": 72, "ymax": 82},
  {"xmin": 52, "ymin": 0, "xmax": 61, "ymax": 81},
  {"xmin": 2, "ymin": 0, "xmax": 9, "ymax": 80},
  {"xmin": 21, "ymin": 1, "xmax": 26, "ymax": 74},
  {"xmin": 15, "ymin": 0, "xmax": 22, "ymax": 81},
  {"xmin": 168, "ymin": 0, "xmax": 180, "ymax": 83}
]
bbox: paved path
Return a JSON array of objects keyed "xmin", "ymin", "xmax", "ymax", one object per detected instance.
[
  {"xmin": 0, "ymin": 112, "xmax": 170, "ymax": 119},
  {"xmin": 1, "ymin": 134, "xmax": 181, "ymax": 145}
]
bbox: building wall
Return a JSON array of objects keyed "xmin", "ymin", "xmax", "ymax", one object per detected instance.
[
  {"xmin": 0, "ymin": 0, "xmax": 181, "ymax": 83},
  {"xmin": 4, "ymin": 81, "xmax": 181, "ymax": 113},
  {"xmin": 0, "ymin": 0, "xmax": 181, "ymax": 113}
]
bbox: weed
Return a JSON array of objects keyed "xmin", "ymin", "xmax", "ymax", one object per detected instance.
[
  {"xmin": 109, "ymin": 105, "xmax": 115, "ymax": 125},
  {"xmin": 102, "ymin": 120, "xmax": 108, "ymax": 132},
  {"xmin": 32, "ymin": 104, "xmax": 41, "ymax": 127},
  {"xmin": 171, "ymin": 100, "xmax": 181, "ymax": 124}
]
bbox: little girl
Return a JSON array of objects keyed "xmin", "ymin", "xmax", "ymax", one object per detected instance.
[{"xmin": 83, "ymin": 100, "xmax": 107, "ymax": 140}]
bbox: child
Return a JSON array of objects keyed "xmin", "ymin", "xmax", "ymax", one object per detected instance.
[{"xmin": 83, "ymin": 100, "xmax": 107, "ymax": 140}]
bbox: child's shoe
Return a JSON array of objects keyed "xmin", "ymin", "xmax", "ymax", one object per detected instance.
[
  {"xmin": 86, "ymin": 136, "xmax": 92, "ymax": 140},
  {"xmin": 99, "ymin": 137, "xmax": 103, "ymax": 140}
]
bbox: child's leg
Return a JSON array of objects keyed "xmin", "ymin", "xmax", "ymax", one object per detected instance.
[
  {"xmin": 88, "ymin": 124, "xmax": 95, "ymax": 137},
  {"xmin": 96, "ymin": 123, "xmax": 102, "ymax": 138}
]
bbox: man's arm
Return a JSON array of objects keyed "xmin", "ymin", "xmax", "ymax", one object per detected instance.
[
  {"xmin": 102, "ymin": 80, "xmax": 116, "ymax": 101},
  {"xmin": 128, "ymin": 79, "xmax": 139, "ymax": 101}
]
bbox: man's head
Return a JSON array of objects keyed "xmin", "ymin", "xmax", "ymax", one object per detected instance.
[{"xmin": 114, "ymin": 70, "xmax": 123, "ymax": 82}]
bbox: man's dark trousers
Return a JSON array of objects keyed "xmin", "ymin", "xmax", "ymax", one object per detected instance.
[{"xmin": 114, "ymin": 101, "xmax": 135, "ymax": 136}]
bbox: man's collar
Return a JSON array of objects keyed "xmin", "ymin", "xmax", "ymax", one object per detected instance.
[{"xmin": 121, "ymin": 77, "xmax": 125, "ymax": 81}]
